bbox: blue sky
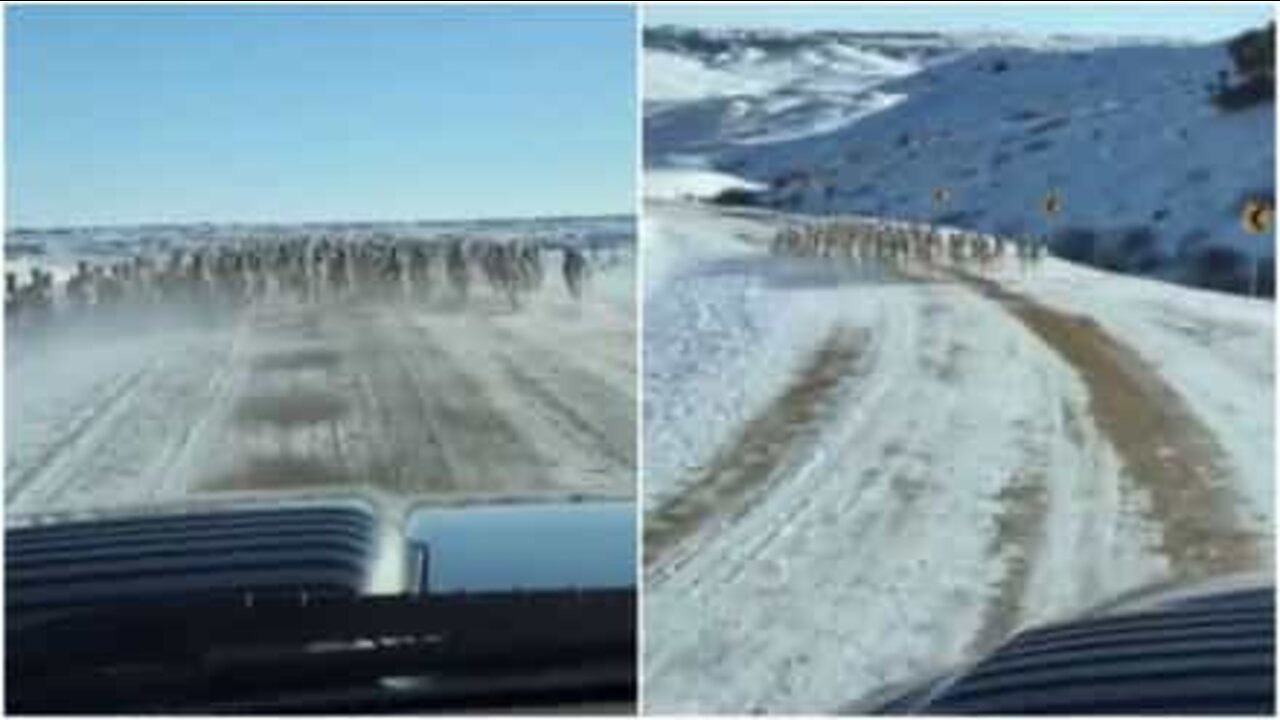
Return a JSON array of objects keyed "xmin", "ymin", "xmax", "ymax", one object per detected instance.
[
  {"xmin": 645, "ymin": 3, "xmax": 1274, "ymax": 42},
  {"xmin": 7, "ymin": 5, "xmax": 636, "ymax": 228}
]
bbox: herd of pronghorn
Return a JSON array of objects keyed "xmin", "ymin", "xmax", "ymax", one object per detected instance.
[
  {"xmin": 5, "ymin": 235, "xmax": 594, "ymax": 331},
  {"xmin": 5, "ymin": 220, "xmax": 1046, "ymax": 331},
  {"xmin": 770, "ymin": 220, "xmax": 1051, "ymax": 275}
]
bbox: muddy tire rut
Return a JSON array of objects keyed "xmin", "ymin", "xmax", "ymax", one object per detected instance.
[
  {"xmin": 645, "ymin": 327, "xmax": 868, "ymax": 573},
  {"xmin": 966, "ymin": 274, "xmax": 1262, "ymax": 578}
]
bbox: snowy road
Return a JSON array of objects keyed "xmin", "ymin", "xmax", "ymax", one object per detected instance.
[
  {"xmin": 6, "ymin": 273, "xmax": 636, "ymax": 519},
  {"xmin": 642, "ymin": 201, "xmax": 1272, "ymax": 713}
]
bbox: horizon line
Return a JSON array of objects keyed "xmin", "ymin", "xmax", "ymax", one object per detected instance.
[
  {"xmin": 5, "ymin": 210, "xmax": 638, "ymax": 234},
  {"xmin": 641, "ymin": 21, "xmax": 1252, "ymax": 44}
]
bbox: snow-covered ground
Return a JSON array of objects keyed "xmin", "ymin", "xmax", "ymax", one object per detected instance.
[
  {"xmin": 5, "ymin": 221, "xmax": 636, "ymax": 523},
  {"xmin": 644, "ymin": 28, "xmax": 925, "ymax": 157},
  {"xmin": 645, "ymin": 26, "xmax": 1274, "ymax": 290},
  {"xmin": 641, "ymin": 199, "xmax": 1273, "ymax": 713}
]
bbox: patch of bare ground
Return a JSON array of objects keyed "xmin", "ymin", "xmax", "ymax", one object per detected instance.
[
  {"xmin": 644, "ymin": 327, "xmax": 868, "ymax": 573},
  {"xmin": 251, "ymin": 347, "xmax": 342, "ymax": 372},
  {"xmin": 232, "ymin": 390, "xmax": 349, "ymax": 428},
  {"xmin": 971, "ymin": 468, "xmax": 1049, "ymax": 655},
  {"xmin": 207, "ymin": 454, "xmax": 350, "ymax": 491}
]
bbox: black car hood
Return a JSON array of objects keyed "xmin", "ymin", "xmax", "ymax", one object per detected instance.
[{"xmin": 6, "ymin": 494, "xmax": 636, "ymax": 628}]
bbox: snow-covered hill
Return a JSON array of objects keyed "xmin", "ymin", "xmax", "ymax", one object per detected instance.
[
  {"xmin": 644, "ymin": 26, "xmax": 1274, "ymax": 294},
  {"xmin": 645, "ymin": 27, "xmax": 938, "ymax": 154}
]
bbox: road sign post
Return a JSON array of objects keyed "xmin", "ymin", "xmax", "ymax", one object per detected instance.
[
  {"xmin": 1043, "ymin": 188, "xmax": 1062, "ymax": 265},
  {"xmin": 1242, "ymin": 196, "xmax": 1273, "ymax": 297},
  {"xmin": 932, "ymin": 186, "xmax": 950, "ymax": 225}
]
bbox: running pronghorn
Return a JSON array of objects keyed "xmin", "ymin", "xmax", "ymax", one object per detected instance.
[{"xmin": 562, "ymin": 246, "xmax": 588, "ymax": 300}]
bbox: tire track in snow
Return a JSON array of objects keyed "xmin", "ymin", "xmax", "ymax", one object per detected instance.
[
  {"xmin": 487, "ymin": 321, "xmax": 637, "ymax": 471},
  {"xmin": 345, "ymin": 309, "xmax": 460, "ymax": 495},
  {"xmin": 328, "ymin": 304, "xmax": 554, "ymax": 496},
  {"xmin": 965, "ymin": 273, "xmax": 1263, "ymax": 578},
  {"xmin": 969, "ymin": 456, "xmax": 1049, "ymax": 656},
  {"xmin": 916, "ymin": 290, "xmax": 1051, "ymax": 659},
  {"xmin": 497, "ymin": 356, "xmax": 634, "ymax": 471},
  {"xmin": 409, "ymin": 310, "xmax": 635, "ymax": 496},
  {"xmin": 644, "ymin": 326, "xmax": 868, "ymax": 573},
  {"xmin": 394, "ymin": 315, "xmax": 557, "ymax": 495},
  {"xmin": 136, "ymin": 319, "xmax": 251, "ymax": 501},
  {"xmin": 207, "ymin": 301, "xmax": 556, "ymax": 498},
  {"xmin": 7, "ymin": 320, "xmax": 247, "ymax": 512},
  {"xmin": 5, "ymin": 364, "xmax": 152, "ymax": 505}
]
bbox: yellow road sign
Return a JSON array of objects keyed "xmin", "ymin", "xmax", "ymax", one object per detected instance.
[
  {"xmin": 1043, "ymin": 190, "xmax": 1062, "ymax": 217},
  {"xmin": 1242, "ymin": 197, "xmax": 1274, "ymax": 235}
]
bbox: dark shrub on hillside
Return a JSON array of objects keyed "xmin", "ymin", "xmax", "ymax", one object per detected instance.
[
  {"xmin": 995, "ymin": 219, "xmax": 1029, "ymax": 237},
  {"xmin": 990, "ymin": 58, "xmax": 1010, "ymax": 74},
  {"xmin": 1114, "ymin": 226, "xmax": 1164, "ymax": 273},
  {"xmin": 1214, "ymin": 23, "xmax": 1275, "ymax": 110},
  {"xmin": 936, "ymin": 211, "xmax": 978, "ymax": 226},
  {"xmin": 1027, "ymin": 116, "xmax": 1071, "ymax": 135},
  {"xmin": 1052, "ymin": 226, "xmax": 1101, "ymax": 265},
  {"xmin": 1175, "ymin": 227, "xmax": 1211, "ymax": 264},
  {"xmin": 1023, "ymin": 138, "xmax": 1053, "ymax": 154},
  {"xmin": 1213, "ymin": 76, "xmax": 1274, "ymax": 110},
  {"xmin": 1051, "ymin": 225, "xmax": 1159, "ymax": 273},
  {"xmin": 1006, "ymin": 109, "xmax": 1043, "ymax": 122},
  {"xmin": 1229, "ymin": 23, "xmax": 1275, "ymax": 82},
  {"xmin": 709, "ymin": 188, "xmax": 764, "ymax": 207},
  {"xmin": 770, "ymin": 169, "xmax": 810, "ymax": 190},
  {"xmin": 1257, "ymin": 257, "xmax": 1276, "ymax": 297},
  {"xmin": 1186, "ymin": 245, "xmax": 1251, "ymax": 293},
  {"xmin": 1184, "ymin": 167, "xmax": 1213, "ymax": 185}
]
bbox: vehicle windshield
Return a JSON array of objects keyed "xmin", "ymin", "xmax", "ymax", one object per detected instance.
[
  {"xmin": 639, "ymin": 6, "xmax": 1274, "ymax": 714},
  {"xmin": 5, "ymin": 5, "xmax": 638, "ymax": 714}
]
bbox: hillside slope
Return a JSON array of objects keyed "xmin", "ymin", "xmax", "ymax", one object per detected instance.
[{"xmin": 645, "ymin": 27, "xmax": 1275, "ymax": 293}]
